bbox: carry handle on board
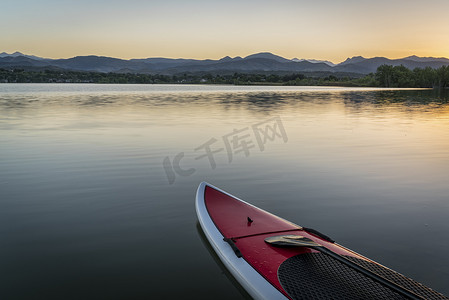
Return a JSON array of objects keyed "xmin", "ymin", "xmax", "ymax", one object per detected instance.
[{"xmin": 265, "ymin": 235, "xmax": 424, "ymax": 300}]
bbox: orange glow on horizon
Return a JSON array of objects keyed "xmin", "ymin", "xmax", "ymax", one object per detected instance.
[{"xmin": 1, "ymin": 1, "xmax": 448, "ymax": 63}]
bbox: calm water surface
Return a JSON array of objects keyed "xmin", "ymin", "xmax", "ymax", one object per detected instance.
[{"xmin": 1, "ymin": 84, "xmax": 448, "ymax": 299}]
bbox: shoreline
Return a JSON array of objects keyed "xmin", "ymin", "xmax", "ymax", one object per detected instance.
[{"xmin": 1, "ymin": 67, "xmax": 448, "ymax": 89}]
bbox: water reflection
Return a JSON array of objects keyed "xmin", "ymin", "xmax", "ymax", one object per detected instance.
[
  {"xmin": 342, "ymin": 89, "xmax": 449, "ymax": 106},
  {"xmin": 196, "ymin": 223, "xmax": 252, "ymax": 300},
  {"xmin": 1, "ymin": 84, "xmax": 448, "ymax": 299},
  {"xmin": 1, "ymin": 86, "xmax": 448, "ymax": 114}
]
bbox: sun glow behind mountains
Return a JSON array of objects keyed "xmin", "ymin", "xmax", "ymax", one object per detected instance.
[{"xmin": 1, "ymin": 0, "xmax": 448, "ymax": 63}]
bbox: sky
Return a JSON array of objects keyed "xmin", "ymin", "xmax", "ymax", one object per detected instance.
[{"xmin": 2, "ymin": 0, "xmax": 449, "ymax": 63}]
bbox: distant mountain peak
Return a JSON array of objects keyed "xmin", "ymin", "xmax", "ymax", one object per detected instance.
[
  {"xmin": 292, "ymin": 57, "xmax": 336, "ymax": 66},
  {"xmin": 339, "ymin": 56, "xmax": 367, "ymax": 65},
  {"xmin": 0, "ymin": 51, "xmax": 26, "ymax": 57},
  {"xmin": 219, "ymin": 56, "xmax": 232, "ymax": 62},
  {"xmin": 403, "ymin": 55, "xmax": 449, "ymax": 63},
  {"xmin": 249, "ymin": 51, "xmax": 273, "ymax": 56},
  {"xmin": 343, "ymin": 56, "xmax": 365, "ymax": 61},
  {"xmin": 0, "ymin": 51, "xmax": 49, "ymax": 61},
  {"xmin": 244, "ymin": 52, "xmax": 290, "ymax": 62}
]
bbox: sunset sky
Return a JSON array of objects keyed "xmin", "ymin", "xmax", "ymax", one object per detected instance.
[{"xmin": 2, "ymin": 0, "xmax": 449, "ymax": 63}]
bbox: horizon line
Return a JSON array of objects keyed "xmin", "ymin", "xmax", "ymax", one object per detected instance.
[{"xmin": 1, "ymin": 50, "xmax": 449, "ymax": 65}]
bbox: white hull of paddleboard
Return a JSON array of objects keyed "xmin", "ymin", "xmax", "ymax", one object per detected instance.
[{"xmin": 195, "ymin": 182, "xmax": 287, "ymax": 300}]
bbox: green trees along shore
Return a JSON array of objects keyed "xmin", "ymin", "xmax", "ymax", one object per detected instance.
[
  {"xmin": 1, "ymin": 65, "xmax": 448, "ymax": 88},
  {"xmin": 375, "ymin": 65, "xmax": 449, "ymax": 88}
]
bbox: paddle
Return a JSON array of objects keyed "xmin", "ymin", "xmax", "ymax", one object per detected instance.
[{"xmin": 265, "ymin": 235, "xmax": 424, "ymax": 300}]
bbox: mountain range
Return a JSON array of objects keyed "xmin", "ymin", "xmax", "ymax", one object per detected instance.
[{"xmin": 1, "ymin": 51, "xmax": 449, "ymax": 76}]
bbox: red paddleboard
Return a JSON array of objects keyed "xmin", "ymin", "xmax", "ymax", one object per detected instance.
[{"xmin": 195, "ymin": 182, "xmax": 447, "ymax": 300}]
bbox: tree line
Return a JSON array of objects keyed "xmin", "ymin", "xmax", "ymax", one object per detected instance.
[
  {"xmin": 1, "ymin": 65, "xmax": 448, "ymax": 88},
  {"xmin": 375, "ymin": 65, "xmax": 449, "ymax": 88}
]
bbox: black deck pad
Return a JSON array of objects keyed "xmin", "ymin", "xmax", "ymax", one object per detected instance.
[{"xmin": 278, "ymin": 253, "xmax": 447, "ymax": 300}]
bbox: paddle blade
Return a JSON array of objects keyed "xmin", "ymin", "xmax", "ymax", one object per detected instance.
[{"xmin": 264, "ymin": 235, "xmax": 321, "ymax": 248}]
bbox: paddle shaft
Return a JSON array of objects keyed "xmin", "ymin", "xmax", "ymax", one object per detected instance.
[{"xmin": 312, "ymin": 245, "xmax": 424, "ymax": 300}]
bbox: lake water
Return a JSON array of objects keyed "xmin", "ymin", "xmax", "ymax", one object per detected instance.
[{"xmin": 1, "ymin": 84, "xmax": 448, "ymax": 299}]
